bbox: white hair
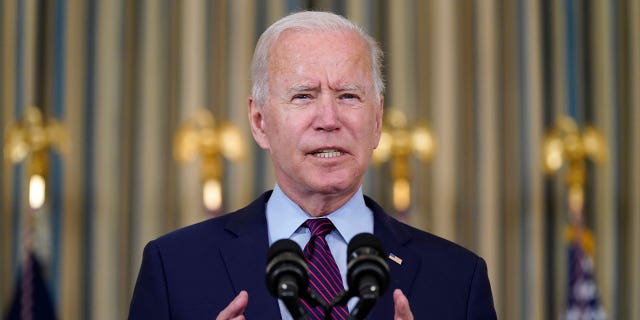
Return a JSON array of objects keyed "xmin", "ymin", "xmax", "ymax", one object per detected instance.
[{"xmin": 250, "ymin": 11, "xmax": 385, "ymax": 106}]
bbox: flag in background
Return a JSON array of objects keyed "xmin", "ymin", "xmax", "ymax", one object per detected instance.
[
  {"xmin": 5, "ymin": 201, "xmax": 56, "ymax": 320},
  {"xmin": 5, "ymin": 253, "xmax": 57, "ymax": 320},
  {"xmin": 565, "ymin": 225, "xmax": 606, "ymax": 320}
]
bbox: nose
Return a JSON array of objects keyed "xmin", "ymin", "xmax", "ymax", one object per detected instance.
[{"xmin": 314, "ymin": 95, "xmax": 340, "ymax": 131}]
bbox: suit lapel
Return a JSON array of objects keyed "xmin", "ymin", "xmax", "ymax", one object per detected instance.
[
  {"xmin": 218, "ymin": 192, "xmax": 281, "ymax": 319},
  {"xmin": 217, "ymin": 193, "xmax": 420, "ymax": 319},
  {"xmin": 366, "ymin": 196, "xmax": 421, "ymax": 318}
]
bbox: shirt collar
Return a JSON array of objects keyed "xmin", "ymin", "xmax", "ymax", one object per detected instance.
[{"xmin": 266, "ymin": 184, "xmax": 373, "ymax": 245}]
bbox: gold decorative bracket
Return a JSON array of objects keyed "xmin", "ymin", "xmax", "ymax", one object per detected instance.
[
  {"xmin": 173, "ymin": 108, "xmax": 245, "ymax": 212},
  {"xmin": 4, "ymin": 106, "xmax": 68, "ymax": 209},
  {"xmin": 372, "ymin": 108, "xmax": 435, "ymax": 212},
  {"xmin": 542, "ymin": 115, "xmax": 607, "ymax": 229}
]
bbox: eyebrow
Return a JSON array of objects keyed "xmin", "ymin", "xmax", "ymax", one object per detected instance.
[
  {"xmin": 286, "ymin": 83, "xmax": 364, "ymax": 93},
  {"xmin": 336, "ymin": 84, "xmax": 363, "ymax": 92},
  {"xmin": 288, "ymin": 83, "xmax": 318, "ymax": 92}
]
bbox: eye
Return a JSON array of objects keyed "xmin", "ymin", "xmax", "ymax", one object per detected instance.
[
  {"xmin": 339, "ymin": 93, "xmax": 360, "ymax": 101},
  {"xmin": 292, "ymin": 93, "xmax": 312, "ymax": 101}
]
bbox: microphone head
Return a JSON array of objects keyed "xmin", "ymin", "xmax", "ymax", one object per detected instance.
[
  {"xmin": 265, "ymin": 239, "xmax": 309, "ymax": 298},
  {"xmin": 348, "ymin": 233, "xmax": 385, "ymax": 259},
  {"xmin": 267, "ymin": 238, "xmax": 304, "ymax": 262},
  {"xmin": 347, "ymin": 233, "xmax": 390, "ymax": 297}
]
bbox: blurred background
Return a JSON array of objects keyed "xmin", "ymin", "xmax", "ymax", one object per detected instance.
[{"xmin": 1, "ymin": 0, "xmax": 639, "ymax": 319}]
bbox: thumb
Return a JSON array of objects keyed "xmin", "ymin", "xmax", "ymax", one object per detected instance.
[
  {"xmin": 393, "ymin": 289, "xmax": 413, "ymax": 320},
  {"xmin": 216, "ymin": 291, "xmax": 248, "ymax": 320}
]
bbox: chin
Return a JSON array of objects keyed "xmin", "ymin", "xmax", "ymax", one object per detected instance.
[
  {"xmin": 311, "ymin": 184, "xmax": 348, "ymax": 195},
  {"xmin": 306, "ymin": 176, "xmax": 359, "ymax": 195}
]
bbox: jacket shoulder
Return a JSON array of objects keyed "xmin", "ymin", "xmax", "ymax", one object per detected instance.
[
  {"xmin": 366, "ymin": 195, "xmax": 481, "ymax": 264},
  {"xmin": 399, "ymin": 221, "xmax": 481, "ymax": 263},
  {"xmin": 150, "ymin": 191, "xmax": 271, "ymax": 252}
]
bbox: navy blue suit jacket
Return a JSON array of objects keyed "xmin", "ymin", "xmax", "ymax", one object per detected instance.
[{"xmin": 129, "ymin": 192, "xmax": 497, "ymax": 319}]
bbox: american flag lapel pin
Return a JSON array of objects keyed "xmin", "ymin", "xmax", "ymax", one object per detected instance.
[{"xmin": 388, "ymin": 253, "xmax": 403, "ymax": 265}]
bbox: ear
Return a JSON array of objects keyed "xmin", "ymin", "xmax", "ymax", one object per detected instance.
[
  {"xmin": 248, "ymin": 97, "xmax": 271, "ymax": 150},
  {"xmin": 372, "ymin": 96, "xmax": 384, "ymax": 148}
]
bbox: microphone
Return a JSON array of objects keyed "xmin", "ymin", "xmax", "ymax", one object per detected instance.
[
  {"xmin": 266, "ymin": 239, "xmax": 309, "ymax": 320},
  {"xmin": 347, "ymin": 233, "xmax": 390, "ymax": 320}
]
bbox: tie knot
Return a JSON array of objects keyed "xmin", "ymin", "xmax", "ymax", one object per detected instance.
[{"xmin": 304, "ymin": 218, "xmax": 334, "ymax": 237}]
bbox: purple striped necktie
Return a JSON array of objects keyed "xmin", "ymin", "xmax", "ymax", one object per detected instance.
[{"xmin": 301, "ymin": 218, "xmax": 349, "ymax": 320}]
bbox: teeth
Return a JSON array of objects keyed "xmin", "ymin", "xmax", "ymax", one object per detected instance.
[{"xmin": 314, "ymin": 149, "xmax": 342, "ymax": 158}]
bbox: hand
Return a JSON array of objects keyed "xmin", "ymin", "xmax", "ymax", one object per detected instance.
[
  {"xmin": 393, "ymin": 289, "xmax": 413, "ymax": 320},
  {"xmin": 216, "ymin": 291, "xmax": 248, "ymax": 320}
]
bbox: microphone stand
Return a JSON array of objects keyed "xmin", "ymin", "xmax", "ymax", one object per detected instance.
[
  {"xmin": 325, "ymin": 291, "xmax": 349, "ymax": 320},
  {"xmin": 277, "ymin": 276, "xmax": 309, "ymax": 320},
  {"xmin": 348, "ymin": 275, "xmax": 381, "ymax": 320},
  {"xmin": 348, "ymin": 293, "xmax": 377, "ymax": 320},
  {"xmin": 299, "ymin": 289, "xmax": 349, "ymax": 320},
  {"xmin": 300, "ymin": 284, "xmax": 380, "ymax": 320},
  {"xmin": 323, "ymin": 283, "xmax": 380, "ymax": 320}
]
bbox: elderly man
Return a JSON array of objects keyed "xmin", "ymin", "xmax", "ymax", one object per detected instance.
[{"xmin": 129, "ymin": 11, "xmax": 496, "ymax": 320}]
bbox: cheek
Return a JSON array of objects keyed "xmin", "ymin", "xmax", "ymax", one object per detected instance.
[
  {"xmin": 263, "ymin": 110, "xmax": 284, "ymax": 137},
  {"xmin": 353, "ymin": 114, "xmax": 380, "ymax": 146},
  {"xmin": 274, "ymin": 109, "xmax": 313, "ymax": 135},
  {"xmin": 265, "ymin": 115, "xmax": 300, "ymax": 150}
]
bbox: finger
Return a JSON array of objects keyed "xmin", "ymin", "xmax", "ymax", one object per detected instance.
[
  {"xmin": 216, "ymin": 291, "xmax": 249, "ymax": 320},
  {"xmin": 393, "ymin": 289, "xmax": 414, "ymax": 320}
]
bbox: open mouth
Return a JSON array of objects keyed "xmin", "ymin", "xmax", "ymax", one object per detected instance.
[{"xmin": 311, "ymin": 149, "xmax": 343, "ymax": 158}]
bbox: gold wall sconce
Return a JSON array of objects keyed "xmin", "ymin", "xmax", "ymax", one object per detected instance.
[
  {"xmin": 542, "ymin": 115, "xmax": 607, "ymax": 223},
  {"xmin": 173, "ymin": 108, "xmax": 245, "ymax": 212},
  {"xmin": 4, "ymin": 106, "xmax": 68, "ymax": 210},
  {"xmin": 372, "ymin": 108, "xmax": 435, "ymax": 212}
]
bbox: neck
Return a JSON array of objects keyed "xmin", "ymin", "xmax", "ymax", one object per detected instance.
[{"xmin": 277, "ymin": 184, "xmax": 361, "ymax": 217}]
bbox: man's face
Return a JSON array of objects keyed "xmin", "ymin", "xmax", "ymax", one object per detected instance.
[{"xmin": 249, "ymin": 29, "xmax": 383, "ymax": 199}]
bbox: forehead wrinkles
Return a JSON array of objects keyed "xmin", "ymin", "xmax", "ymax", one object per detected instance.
[
  {"xmin": 268, "ymin": 29, "xmax": 371, "ymax": 72},
  {"xmin": 267, "ymin": 37, "xmax": 373, "ymax": 96}
]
